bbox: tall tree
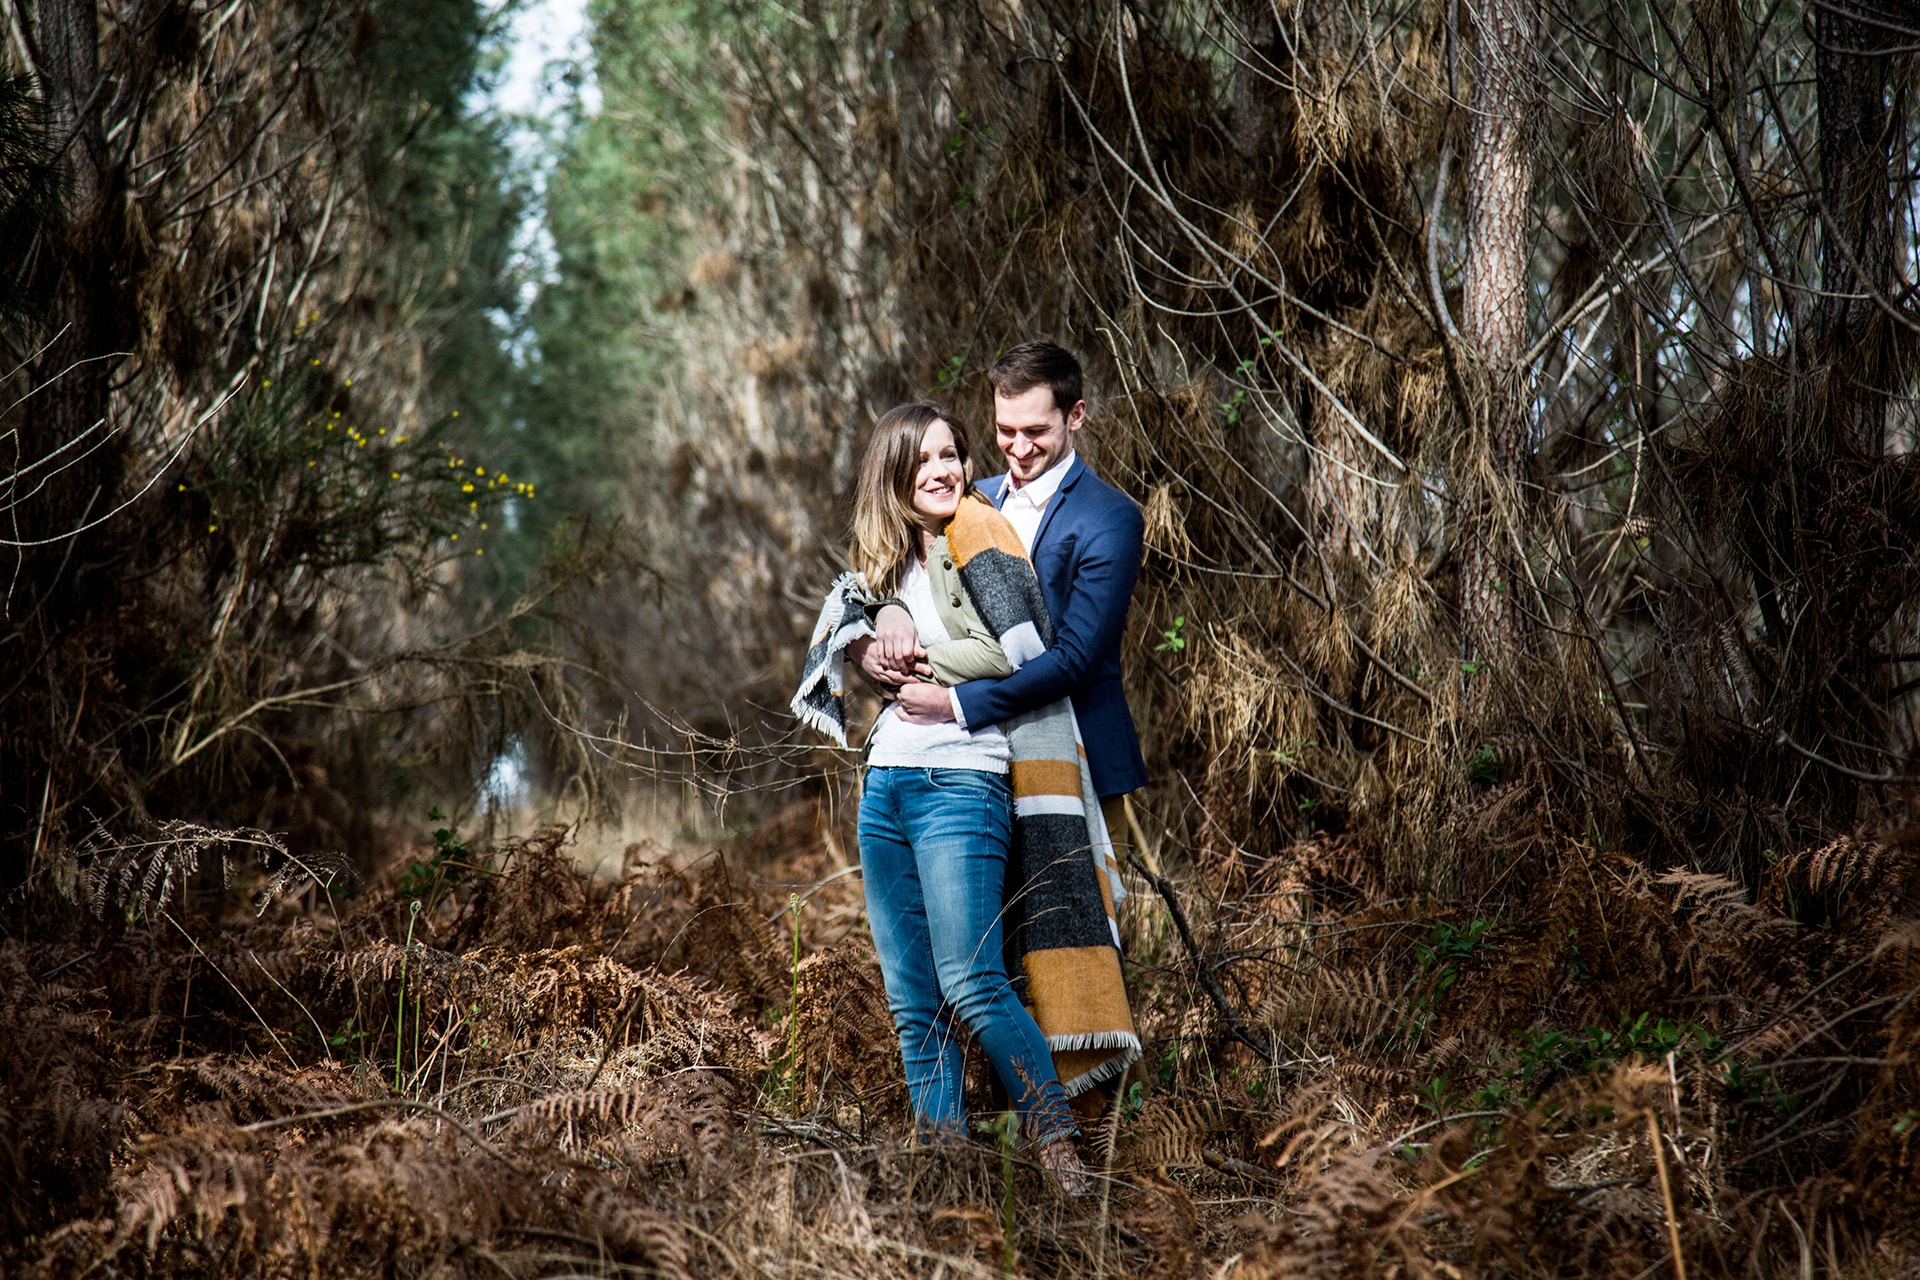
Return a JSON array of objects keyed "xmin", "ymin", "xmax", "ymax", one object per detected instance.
[
  {"xmin": 20, "ymin": 0, "xmax": 127, "ymax": 619},
  {"xmin": 1459, "ymin": 0, "xmax": 1540, "ymax": 675},
  {"xmin": 1813, "ymin": 0, "xmax": 1898, "ymax": 454}
]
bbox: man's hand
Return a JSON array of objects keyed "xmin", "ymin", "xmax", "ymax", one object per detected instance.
[
  {"xmin": 893, "ymin": 680, "xmax": 957, "ymax": 724},
  {"xmin": 849, "ymin": 605, "xmax": 928, "ymax": 697}
]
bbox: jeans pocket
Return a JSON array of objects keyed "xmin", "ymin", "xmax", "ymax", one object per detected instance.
[{"xmin": 925, "ymin": 768, "xmax": 1009, "ymax": 796}]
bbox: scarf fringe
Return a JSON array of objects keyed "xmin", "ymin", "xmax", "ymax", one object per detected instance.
[
  {"xmin": 788, "ymin": 691, "xmax": 849, "ymax": 748},
  {"xmin": 789, "ymin": 572, "xmax": 874, "ymax": 749},
  {"xmin": 1053, "ymin": 1037, "xmax": 1143, "ymax": 1096}
]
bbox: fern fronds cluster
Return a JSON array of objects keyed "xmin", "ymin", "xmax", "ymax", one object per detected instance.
[{"xmin": 7, "ymin": 799, "xmax": 1920, "ymax": 1278}]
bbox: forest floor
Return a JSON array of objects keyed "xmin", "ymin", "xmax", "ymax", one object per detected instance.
[{"xmin": 5, "ymin": 795, "xmax": 1919, "ymax": 1279}]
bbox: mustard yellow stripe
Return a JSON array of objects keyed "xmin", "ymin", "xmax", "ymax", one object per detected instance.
[
  {"xmin": 1021, "ymin": 946, "xmax": 1136, "ymax": 1038},
  {"xmin": 1010, "ymin": 758, "xmax": 1084, "ymax": 798}
]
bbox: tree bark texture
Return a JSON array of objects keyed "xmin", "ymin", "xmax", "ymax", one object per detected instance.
[
  {"xmin": 1459, "ymin": 0, "xmax": 1537, "ymax": 671},
  {"xmin": 1813, "ymin": 0, "xmax": 1895, "ymax": 455},
  {"xmin": 19, "ymin": 0, "xmax": 126, "ymax": 621}
]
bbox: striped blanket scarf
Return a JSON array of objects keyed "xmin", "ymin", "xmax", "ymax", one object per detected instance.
[{"xmin": 791, "ymin": 498, "xmax": 1140, "ymax": 1095}]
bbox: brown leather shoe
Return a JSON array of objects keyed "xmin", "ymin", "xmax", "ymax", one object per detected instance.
[{"xmin": 1036, "ymin": 1136, "xmax": 1095, "ymax": 1197}]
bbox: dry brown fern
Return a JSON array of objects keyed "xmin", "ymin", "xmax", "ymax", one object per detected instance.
[
  {"xmin": 177, "ymin": 1055, "xmax": 363, "ymax": 1124},
  {"xmin": 0, "ymin": 944, "xmax": 121, "ymax": 1238},
  {"xmin": 1234, "ymin": 1145, "xmax": 1433, "ymax": 1280},
  {"xmin": 1270, "ymin": 956, "xmax": 1410, "ymax": 1054},
  {"xmin": 510, "ymin": 1070, "xmax": 737, "ymax": 1164},
  {"xmin": 787, "ymin": 942, "xmax": 905, "ymax": 1118},
  {"xmin": 1761, "ymin": 832, "xmax": 1920, "ymax": 932},
  {"xmin": 672, "ymin": 853, "xmax": 788, "ymax": 999},
  {"xmin": 63, "ymin": 816, "xmax": 349, "ymax": 922},
  {"xmin": 575, "ymin": 1183, "xmax": 693, "ymax": 1279},
  {"xmin": 1116, "ymin": 1169, "xmax": 1201, "ymax": 1277},
  {"xmin": 446, "ymin": 822, "xmax": 597, "ymax": 949},
  {"xmin": 1115, "ymin": 1095, "xmax": 1224, "ymax": 1172}
]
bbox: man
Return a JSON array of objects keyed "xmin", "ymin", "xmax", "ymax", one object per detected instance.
[{"xmin": 859, "ymin": 340, "xmax": 1149, "ymax": 812}]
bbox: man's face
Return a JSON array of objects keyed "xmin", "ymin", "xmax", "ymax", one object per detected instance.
[{"xmin": 994, "ymin": 384, "xmax": 1084, "ymax": 484}]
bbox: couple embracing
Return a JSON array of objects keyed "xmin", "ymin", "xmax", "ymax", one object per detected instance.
[{"xmin": 792, "ymin": 342, "xmax": 1147, "ymax": 1192}]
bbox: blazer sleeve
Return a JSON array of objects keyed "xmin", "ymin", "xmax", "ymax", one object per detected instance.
[{"xmin": 951, "ymin": 497, "xmax": 1144, "ymax": 729}]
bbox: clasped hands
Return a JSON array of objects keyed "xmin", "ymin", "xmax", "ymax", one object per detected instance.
[{"xmin": 847, "ymin": 604, "xmax": 955, "ymax": 725}]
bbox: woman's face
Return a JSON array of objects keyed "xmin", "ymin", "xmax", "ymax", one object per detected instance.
[{"xmin": 910, "ymin": 419, "xmax": 964, "ymax": 529}]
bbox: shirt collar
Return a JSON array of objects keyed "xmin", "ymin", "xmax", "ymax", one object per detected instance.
[{"xmin": 1005, "ymin": 451, "xmax": 1076, "ymax": 505}]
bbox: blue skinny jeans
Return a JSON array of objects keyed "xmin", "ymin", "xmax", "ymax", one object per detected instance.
[{"xmin": 857, "ymin": 766, "xmax": 1076, "ymax": 1145}]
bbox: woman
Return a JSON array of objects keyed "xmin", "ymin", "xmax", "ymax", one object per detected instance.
[{"xmin": 796, "ymin": 402, "xmax": 1107, "ymax": 1189}]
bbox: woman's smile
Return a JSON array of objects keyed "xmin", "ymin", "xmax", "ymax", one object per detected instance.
[{"xmin": 912, "ymin": 419, "xmax": 965, "ymax": 529}]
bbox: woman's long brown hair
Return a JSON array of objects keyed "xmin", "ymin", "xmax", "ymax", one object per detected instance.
[{"xmin": 849, "ymin": 403, "xmax": 973, "ymax": 597}]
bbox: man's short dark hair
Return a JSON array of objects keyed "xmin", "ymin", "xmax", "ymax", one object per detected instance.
[{"xmin": 987, "ymin": 341, "xmax": 1082, "ymax": 417}]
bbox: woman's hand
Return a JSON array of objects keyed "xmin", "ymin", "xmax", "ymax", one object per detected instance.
[
  {"xmin": 849, "ymin": 605, "xmax": 930, "ymax": 696},
  {"xmin": 893, "ymin": 679, "xmax": 957, "ymax": 724},
  {"xmin": 874, "ymin": 604, "xmax": 922, "ymax": 668}
]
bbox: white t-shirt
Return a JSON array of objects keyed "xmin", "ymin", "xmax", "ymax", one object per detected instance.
[{"xmin": 865, "ymin": 560, "xmax": 1011, "ymax": 772}]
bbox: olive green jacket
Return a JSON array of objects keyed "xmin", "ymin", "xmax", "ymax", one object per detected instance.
[
  {"xmin": 922, "ymin": 533, "xmax": 1014, "ymax": 684},
  {"xmin": 868, "ymin": 532, "xmax": 1015, "ymax": 686}
]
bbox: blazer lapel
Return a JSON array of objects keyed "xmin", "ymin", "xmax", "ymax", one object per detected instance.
[{"xmin": 1030, "ymin": 454, "xmax": 1083, "ymax": 553}]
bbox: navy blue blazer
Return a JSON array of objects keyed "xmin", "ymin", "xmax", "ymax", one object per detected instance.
[{"xmin": 955, "ymin": 455, "xmax": 1149, "ymax": 797}]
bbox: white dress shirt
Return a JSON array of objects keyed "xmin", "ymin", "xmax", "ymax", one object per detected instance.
[{"xmin": 998, "ymin": 451, "xmax": 1076, "ymax": 553}]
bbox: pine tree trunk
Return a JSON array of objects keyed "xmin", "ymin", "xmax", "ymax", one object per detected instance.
[
  {"xmin": 1813, "ymin": 0, "xmax": 1894, "ymax": 456},
  {"xmin": 1459, "ymin": 0, "xmax": 1537, "ymax": 673},
  {"xmin": 20, "ymin": 0, "xmax": 123, "ymax": 620}
]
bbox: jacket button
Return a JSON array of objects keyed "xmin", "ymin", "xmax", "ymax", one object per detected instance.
[
  {"xmin": 943, "ymin": 558, "xmax": 954, "ymax": 570},
  {"xmin": 950, "ymin": 594, "xmax": 962, "ymax": 608}
]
